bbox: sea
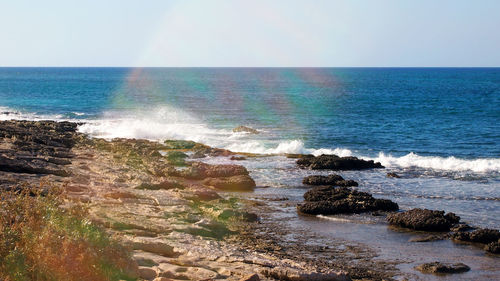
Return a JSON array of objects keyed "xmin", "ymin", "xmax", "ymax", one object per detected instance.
[{"xmin": 1, "ymin": 67, "xmax": 499, "ymax": 278}]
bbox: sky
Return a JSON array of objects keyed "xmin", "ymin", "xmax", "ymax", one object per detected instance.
[{"xmin": 1, "ymin": 0, "xmax": 499, "ymax": 67}]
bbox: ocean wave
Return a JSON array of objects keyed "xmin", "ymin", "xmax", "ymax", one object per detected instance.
[
  {"xmin": 1, "ymin": 106, "xmax": 499, "ymax": 174},
  {"xmin": 372, "ymin": 152, "xmax": 500, "ymax": 174},
  {"xmin": 77, "ymin": 106, "xmax": 233, "ymax": 147},
  {"xmin": 0, "ymin": 106, "xmax": 65, "ymax": 121}
]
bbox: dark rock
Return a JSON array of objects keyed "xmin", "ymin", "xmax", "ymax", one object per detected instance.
[
  {"xmin": 302, "ymin": 174, "xmax": 359, "ymax": 187},
  {"xmin": 179, "ymin": 162, "xmax": 249, "ymax": 179},
  {"xmin": 451, "ymin": 228, "xmax": 500, "ymax": 244},
  {"xmin": 230, "ymin": 156, "xmax": 246, "ymax": 161},
  {"xmin": 485, "ymin": 240, "xmax": 500, "ymax": 254},
  {"xmin": 297, "ymin": 186, "xmax": 398, "ymax": 215},
  {"xmin": 297, "ymin": 154, "xmax": 384, "ymax": 170},
  {"xmin": 386, "ymin": 172, "xmax": 400, "ymax": 178},
  {"xmin": 387, "ymin": 209, "xmax": 460, "ymax": 231},
  {"xmin": 233, "ymin": 126, "xmax": 259, "ymax": 134},
  {"xmin": 415, "ymin": 262, "xmax": 470, "ymax": 274},
  {"xmin": 450, "ymin": 223, "xmax": 475, "ymax": 232},
  {"xmin": 203, "ymin": 175, "xmax": 256, "ymax": 191}
]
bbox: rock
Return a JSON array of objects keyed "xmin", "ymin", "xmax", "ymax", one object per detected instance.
[
  {"xmin": 263, "ymin": 267, "xmax": 350, "ymax": 281},
  {"xmin": 387, "ymin": 209, "xmax": 460, "ymax": 231},
  {"xmin": 203, "ymin": 175, "xmax": 256, "ymax": 191},
  {"xmin": 415, "ymin": 262, "xmax": 470, "ymax": 274},
  {"xmin": 297, "ymin": 154, "xmax": 384, "ymax": 170},
  {"xmin": 409, "ymin": 234, "xmax": 446, "ymax": 242},
  {"xmin": 218, "ymin": 209, "xmax": 259, "ymax": 222},
  {"xmin": 138, "ymin": 266, "xmax": 158, "ymax": 280},
  {"xmin": 178, "ymin": 162, "xmax": 249, "ymax": 179},
  {"xmin": 297, "ymin": 186, "xmax": 398, "ymax": 215},
  {"xmin": 136, "ymin": 180, "xmax": 184, "ymax": 190},
  {"xmin": 450, "ymin": 223, "xmax": 474, "ymax": 232},
  {"xmin": 166, "ymin": 151, "xmax": 188, "ymax": 166},
  {"xmin": 153, "ymin": 278, "xmax": 173, "ymax": 281},
  {"xmin": 184, "ymin": 187, "xmax": 222, "ymax": 201},
  {"xmin": 126, "ymin": 237, "xmax": 177, "ymax": 257},
  {"xmin": 302, "ymin": 174, "xmax": 358, "ymax": 187},
  {"xmin": 485, "ymin": 240, "xmax": 500, "ymax": 254},
  {"xmin": 286, "ymin": 154, "xmax": 314, "ymax": 159},
  {"xmin": 163, "ymin": 140, "xmax": 197, "ymax": 149},
  {"xmin": 233, "ymin": 126, "xmax": 259, "ymax": 134},
  {"xmin": 190, "ymin": 150, "xmax": 206, "ymax": 159},
  {"xmin": 230, "ymin": 156, "xmax": 247, "ymax": 161},
  {"xmin": 451, "ymin": 228, "xmax": 500, "ymax": 244},
  {"xmin": 239, "ymin": 273, "xmax": 260, "ymax": 281},
  {"xmin": 386, "ymin": 172, "xmax": 400, "ymax": 178},
  {"xmin": 103, "ymin": 191, "xmax": 138, "ymax": 200}
]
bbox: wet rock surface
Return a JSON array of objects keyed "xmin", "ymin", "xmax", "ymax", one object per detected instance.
[
  {"xmin": 0, "ymin": 120, "xmax": 79, "ymax": 179},
  {"xmin": 415, "ymin": 262, "xmax": 470, "ymax": 274},
  {"xmin": 297, "ymin": 186, "xmax": 398, "ymax": 215},
  {"xmin": 452, "ymin": 228, "xmax": 500, "ymax": 254},
  {"xmin": 303, "ymin": 174, "xmax": 358, "ymax": 187},
  {"xmin": 233, "ymin": 126, "xmax": 259, "ymax": 134},
  {"xmin": 297, "ymin": 154, "xmax": 384, "ymax": 170},
  {"xmin": 387, "ymin": 208, "xmax": 460, "ymax": 231}
]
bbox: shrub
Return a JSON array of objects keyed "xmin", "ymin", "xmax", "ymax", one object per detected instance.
[{"xmin": 0, "ymin": 185, "xmax": 138, "ymax": 281}]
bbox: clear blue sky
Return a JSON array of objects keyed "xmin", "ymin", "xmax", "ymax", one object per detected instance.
[{"xmin": 1, "ymin": 0, "xmax": 499, "ymax": 67}]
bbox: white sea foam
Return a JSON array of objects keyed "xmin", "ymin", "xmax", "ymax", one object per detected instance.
[
  {"xmin": 317, "ymin": 215, "xmax": 352, "ymax": 223},
  {"xmin": 78, "ymin": 106, "xmax": 231, "ymax": 146},
  {"xmin": 1, "ymin": 105, "xmax": 499, "ymax": 174},
  {"xmin": 372, "ymin": 152, "xmax": 500, "ymax": 173}
]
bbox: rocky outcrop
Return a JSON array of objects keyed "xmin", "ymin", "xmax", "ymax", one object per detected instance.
[
  {"xmin": 297, "ymin": 186, "xmax": 398, "ymax": 215},
  {"xmin": 0, "ymin": 120, "xmax": 78, "ymax": 179},
  {"xmin": 415, "ymin": 262, "xmax": 470, "ymax": 274},
  {"xmin": 176, "ymin": 162, "xmax": 249, "ymax": 179},
  {"xmin": 387, "ymin": 209, "xmax": 460, "ymax": 231},
  {"xmin": 297, "ymin": 155, "xmax": 383, "ymax": 170},
  {"xmin": 203, "ymin": 175, "xmax": 256, "ymax": 191},
  {"xmin": 386, "ymin": 172, "xmax": 400, "ymax": 178},
  {"xmin": 452, "ymin": 228, "xmax": 500, "ymax": 254},
  {"xmin": 233, "ymin": 126, "xmax": 259, "ymax": 134},
  {"xmin": 302, "ymin": 174, "xmax": 358, "ymax": 187}
]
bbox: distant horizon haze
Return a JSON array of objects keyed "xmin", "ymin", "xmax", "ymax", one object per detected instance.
[{"xmin": 1, "ymin": 0, "xmax": 499, "ymax": 67}]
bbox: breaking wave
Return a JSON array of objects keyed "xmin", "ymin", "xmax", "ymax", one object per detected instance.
[{"xmin": 1, "ymin": 105, "xmax": 499, "ymax": 174}]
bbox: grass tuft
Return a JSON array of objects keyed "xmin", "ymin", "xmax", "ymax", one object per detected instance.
[{"xmin": 0, "ymin": 185, "xmax": 138, "ymax": 281}]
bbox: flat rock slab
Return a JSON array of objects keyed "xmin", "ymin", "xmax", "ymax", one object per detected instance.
[{"xmin": 415, "ymin": 262, "xmax": 470, "ymax": 274}]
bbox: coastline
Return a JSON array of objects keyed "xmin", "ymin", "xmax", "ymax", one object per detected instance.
[{"xmin": 0, "ymin": 120, "xmax": 498, "ymax": 281}]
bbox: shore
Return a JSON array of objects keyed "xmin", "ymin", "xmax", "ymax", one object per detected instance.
[{"xmin": 0, "ymin": 120, "xmax": 498, "ymax": 281}]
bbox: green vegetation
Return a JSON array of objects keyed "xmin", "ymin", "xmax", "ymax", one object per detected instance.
[{"xmin": 0, "ymin": 186, "xmax": 138, "ymax": 281}]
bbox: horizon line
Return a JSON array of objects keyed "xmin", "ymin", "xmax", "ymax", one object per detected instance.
[{"xmin": 1, "ymin": 66, "xmax": 500, "ymax": 68}]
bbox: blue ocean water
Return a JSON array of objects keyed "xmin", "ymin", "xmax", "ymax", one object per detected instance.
[
  {"xmin": 1, "ymin": 67, "xmax": 499, "ymax": 227},
  {"xmin": 1, "ymin": 68, "xmax": 498, "ymax": 159}
]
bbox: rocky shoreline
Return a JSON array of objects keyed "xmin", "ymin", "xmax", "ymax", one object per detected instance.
[
  {"xmin": 1, "ymin": 120, "xmax": 498, "ymax": 281},
  {"xmin": 0, "ymin": 120, "xmax": 351, "ymax": 281}
]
